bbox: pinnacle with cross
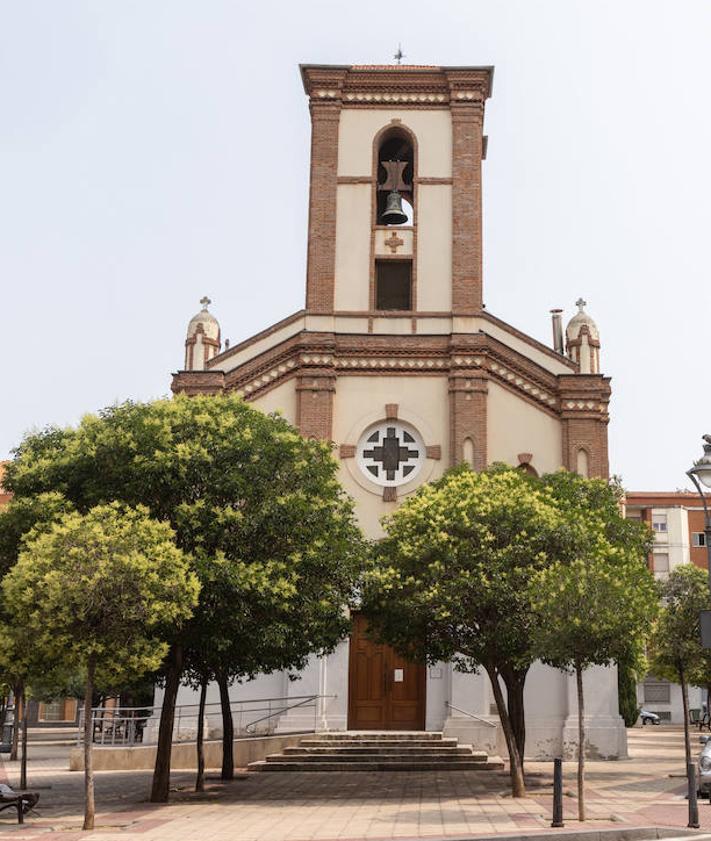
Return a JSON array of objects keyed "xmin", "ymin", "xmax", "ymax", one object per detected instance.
[
  {"xmin": 394, "ymin": 44, "xmax": 405, "ymax": 65},
  {"xmin": 200, "ymin": 296, "xmax": 212, "ymax": 310},
  {"xmin": 575, "ymin": 297, "xmax": 587, "ymax": 312}
]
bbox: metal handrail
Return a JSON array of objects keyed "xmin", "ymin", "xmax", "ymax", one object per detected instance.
[
  {"xmin": 244, "ymin": 694, "xmax": 335, "ymax": 733},
  {"xmin": 78, "ymin": 694, "xmax": 335, "ymax": 746},
  {"xmin": 445, "ymin": 701, "xmax": 497, "ymax": 728},
  {"xmin": 83, "ymin": 696, "xmax": 321, "ymax": 714}
]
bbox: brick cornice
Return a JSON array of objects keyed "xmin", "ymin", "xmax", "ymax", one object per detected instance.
[
  {"xmin": 300, "ymin": 64, "xmax": 493, "ymax": 108},
  {"xmin": 171, "ymin": 370, "xmax": 225, "ymax": 396}
]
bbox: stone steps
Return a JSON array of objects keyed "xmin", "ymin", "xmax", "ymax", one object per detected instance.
[
  {"xmin": 296, "ymin": 739, "xmax": 460, "ymax": 748},
  {"xmin": 306, "ymin": 732, "xmax": 445, "ymax": 741},
  {"xmin": 252, "ymin": 759, "xmax": 504, "ymax": 772},
  {"xmin": 283, "ymin": 746, "xmax": 478, "ymax": 756},
  {"xmin": 248, "ymin": 732, "xmax": 504, "ymax": 773},
  {"xmin": 270, "ymin": 752, "xmax": 488, "ymax": 763}
]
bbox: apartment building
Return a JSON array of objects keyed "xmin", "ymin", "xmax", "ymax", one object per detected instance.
[{"xmin": 626, "ymin": 491, "xmax": 708, "ymax": 723}]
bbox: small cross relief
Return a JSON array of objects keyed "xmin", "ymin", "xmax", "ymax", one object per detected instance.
[{"xmin": 384, "ymin": 232, "xmax": 404, "ymax": 253}]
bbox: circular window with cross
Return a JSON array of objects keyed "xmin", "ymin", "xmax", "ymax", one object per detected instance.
[{"xmin": 356, "ymin": 420, "xmax": 426, "ymax": 488}]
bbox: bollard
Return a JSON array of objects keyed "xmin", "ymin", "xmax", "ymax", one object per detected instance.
[
  {"xmin": 688, "ymin": 762, "xmax": 700, "ymax": 829},
  {"xmin": 551, "ymin": 757, "xmax": 564, "ymax": 828}
]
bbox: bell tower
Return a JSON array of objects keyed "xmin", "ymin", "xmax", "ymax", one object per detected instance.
[{"xmin": 300, "ymin": 64, "xmax": 493, "ymax": 319}]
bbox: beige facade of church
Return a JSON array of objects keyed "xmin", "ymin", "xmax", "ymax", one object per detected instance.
[{"xmin": 169, "ymin": 63, "xmax": 625, "ymax": 759}]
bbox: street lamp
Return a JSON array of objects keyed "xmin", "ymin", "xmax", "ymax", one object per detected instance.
[
  {"xmin": 687, "ymin": 435, "xmax": 711, "ymax": 596},
  {"xmin": 686, "ymin": 436, "xmax": 711, "ymax": 828}
]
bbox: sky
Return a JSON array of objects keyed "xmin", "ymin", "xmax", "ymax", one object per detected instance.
[{"xmin": 1, "ymin": 0, "xmax": 709, "ymax": 491}]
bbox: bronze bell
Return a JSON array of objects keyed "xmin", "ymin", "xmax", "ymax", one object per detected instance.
[{"xmin": 381, "ymin": 190, "xmax": 408, "ymax": 225}]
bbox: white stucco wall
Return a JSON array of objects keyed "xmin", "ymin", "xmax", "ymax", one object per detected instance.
[
  {"xmin": 332, "ymin": 375, "xmax": 449, "ymax": 538},
  {"xmin": 337, "ymin": 110, "xmax": 452, "ymax": 178},
  {"xmin": 250, "ymin": 379, "xmax": 298, "ymax": 425},
  {"xmin": 334, "ymin": 183, "xmax": 371, "ymax": 311},
  {"xmin": 416, "ymin": 184, "xmax": 452, "ymax": 311},
  {"xmin": 486, "ymin": 380, "xmax": 563, "ymax": 474}
]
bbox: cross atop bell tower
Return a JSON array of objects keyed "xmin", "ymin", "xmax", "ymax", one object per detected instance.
[{"xmin": 300, "ymin": 64, "xmax": 493, "ymax": 321}]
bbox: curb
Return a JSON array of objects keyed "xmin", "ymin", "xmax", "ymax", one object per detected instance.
[{"xmin": 397, "ymin": 828, "xmax": 711, "ymax": 841}]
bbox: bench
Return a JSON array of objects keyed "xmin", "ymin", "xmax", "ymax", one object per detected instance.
[{"xmin": 0, "ymin": 783, "xmax": 39, "ymax": 824}]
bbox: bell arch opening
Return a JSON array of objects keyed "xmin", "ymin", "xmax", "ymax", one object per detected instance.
[{"xmin": 374, "ymin": 125, "xmax": 416, "ymax": 226}]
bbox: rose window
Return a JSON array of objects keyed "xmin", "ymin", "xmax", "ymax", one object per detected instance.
[{"xmin": 356, "ymin": 421, "xmax": 425, "ymax": 488}]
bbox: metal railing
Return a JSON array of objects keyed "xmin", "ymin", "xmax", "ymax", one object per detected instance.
[
  {"xmin": 78, "ymin": 694, "xmax": 336, "ymax": 747},
  {"xmin": 444, "ymin": 700, "xmax": 498, "ymax": 728}
]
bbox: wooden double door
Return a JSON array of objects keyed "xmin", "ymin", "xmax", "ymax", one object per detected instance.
[{"xmin": 347, "ymin": 614, "xmax": 426, "ymax": 730}]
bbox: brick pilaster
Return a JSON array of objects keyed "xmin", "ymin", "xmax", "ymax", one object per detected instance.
[
  {"xmin": 305, "ymin": 95, "xmax": 343, "ymax": 314},
  {"xmin": 558, "ymin": 375, "xmax": 612, "ymax": 478},
  {"xmin": 449, "ymin": 369, "xmax": 488, "ymax": 469},
  {"xmin": 296, "ymin": 361, "xmax": 336, "ymax": 440}
]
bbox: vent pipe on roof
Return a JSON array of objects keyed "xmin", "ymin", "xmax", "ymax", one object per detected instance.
[{"xmin": 550, "ymin": 309, "xmax": 564, "ymax": 355}]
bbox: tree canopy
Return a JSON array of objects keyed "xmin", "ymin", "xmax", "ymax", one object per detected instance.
[
  {"xmin": 362, "ymin": 464, "xmax": 572, "ymax": 796},
  {"xmin": 4, "ymin": 394, "xmax": 365, "ymax": 800},
  {"xmin": 649, "ymin": 564, "xmax": 711, "ymax": 767},
  {"xmin": 362, "ymin": 465, "xmax": 656, "ymax": 799},
  {"xmin": 530, "ymin": 471, "xmax": 656, "ymax": 819},
  {"xmin": 2, "ymin": 503, "xmax": 199, "ymax": 696},
  {"xmin": 2, "ymin": 503, "xmax": 199, "ymax": 828},
  {"xmin": 532, "ymin": 471, "xmax": 656, "ymax": 672}
]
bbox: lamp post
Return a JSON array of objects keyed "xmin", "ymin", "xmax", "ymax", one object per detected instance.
[
  {"xmin": 687, "ymin": 435, "xmax": 711, "ymax": 597},
  {"xmin": 684, "ymin": 436, "xmax": 711, "ymax": 828}
]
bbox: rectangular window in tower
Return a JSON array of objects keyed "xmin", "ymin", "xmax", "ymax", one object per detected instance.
[
  {"xmin": 375, "ymin": 260, "xmax": 412, "ymax": 311},
  {"xmin": 693, "ymin": 532, "xmax": 706, "ymax": 547}
]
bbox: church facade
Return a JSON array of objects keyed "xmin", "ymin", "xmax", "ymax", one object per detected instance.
[{"xmin": 170, "ymin": 63, "xmax": 625, "ymax": 759}]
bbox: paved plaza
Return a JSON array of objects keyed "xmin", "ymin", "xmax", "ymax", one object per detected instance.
[{"xmin": 1, "ymin": 728, "xmax": 710, "ymax": 840}]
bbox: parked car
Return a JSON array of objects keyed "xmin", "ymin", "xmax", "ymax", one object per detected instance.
[
  {"xmin": 698, "ymin": 735, "xmax": 711, "ymax": 796},
  {"xmin": 640, "ymin": 709, "xmax": 661, "ymax": 725}
]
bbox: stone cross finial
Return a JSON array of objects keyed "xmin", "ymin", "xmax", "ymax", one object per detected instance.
[
  {"xmin": 575, "ymin": 297, "xmax": 587, "ymax": 311},
  {"xmin": 200, "ymin": 296, "xmax": 211, "ymax": 310}
]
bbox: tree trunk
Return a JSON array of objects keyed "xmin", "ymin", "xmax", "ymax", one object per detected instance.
[
  {"xmin": 680, "ymin": 666, "xmax": 692, "ymax": 769},
  {"xmin": 83, "ymin": 655, "xmax": 96, "ymax": 831},
  {"xmin": 501, "ymin": 667, "xmax": 528, "ymax": 773},
  {"xmin": 576, "ymin": 661, "xmax": 586, "ymax": 822},
  {"xmin": 486, "ymin": 665, "xmax": 526, "ymax": 797},
  {"xmin": 0, "ymin": 693, "xmax": 7, "ymax": 738},
  {"xmin": 20, "ymin": 688, "xmax": 28, "ymax": 791},
  {"xmin": 10, "ymin": 681, "xmax": 22, "ymax": 761},
  {"xmin": 195, "ymin": 678, "xmax": 207, "ymax": 793},
  {"xmin": 150, "ymin": 643, "xmax": 184, "ymax": 803},
  {"xmin": 218, "ymin": 672, "xmax": 234, "ymax": 781}
]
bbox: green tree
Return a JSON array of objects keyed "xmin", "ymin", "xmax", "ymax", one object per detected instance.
[
  {"xmin": 649, "ymin": 564, "xmax": 711, "ymax": 772},
  {"xmin": 617, "ymin": 653, "xmax": 642, "ymax": 728},
  {"xmin": 0, "ymin": 621, "xmax": 82, "ymax": 791},
  {"xmin": 0, "ymin": 491, "xmax": 75, "ymax": 758},
  {"xmin": 361, "ymin": 465, "xmax": 570, "ymax": 797},
  {"xmin": 0, "ymin": 491, "xmax": 74, "ymax": 579},
  {"xmin": 184, "ymin": 537, "xmax": 362, "ymax": 790},
  {"xmin": 531, "ymin": 472, "xmax": 656, "ymax": 820},
  {"xmin": 5, "ymin": 394, "xmax": 364, "ymax": 801},
  {"xmin": 2, "ymin": 504, "xmax": 199, "ymax": 830}
]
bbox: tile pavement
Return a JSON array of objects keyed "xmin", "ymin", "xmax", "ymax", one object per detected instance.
[{"xmin": 0, "ymin": 728, "xmax": 708, "ymax": 840}]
